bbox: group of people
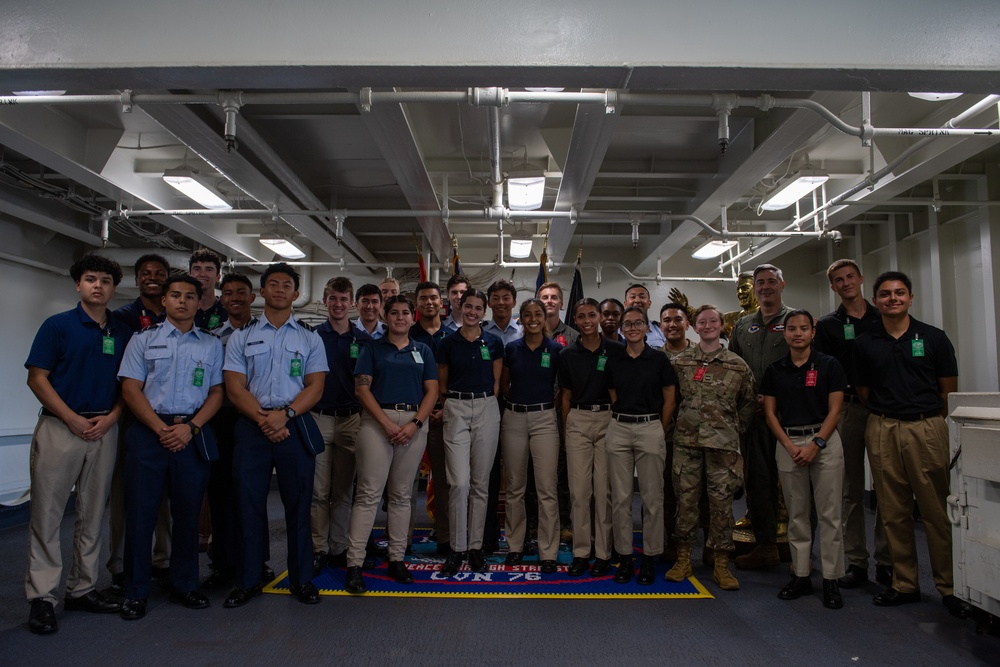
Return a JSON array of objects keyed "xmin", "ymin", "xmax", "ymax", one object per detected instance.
[{"xmin": 23, "ymin": 248, "xmax": 971, "ymax": 635}]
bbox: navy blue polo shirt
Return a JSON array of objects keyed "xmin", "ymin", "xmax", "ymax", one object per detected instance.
[
  {"xmin": 813, "ymin": 301, "xmax": 880, "ymax": 396},
  {"xmin": 113, "ymin": 297, "xmax": 166, "ymax": 333},
  {"xmin": 315, "ymin": 321, "xmax": 372, "ymax": 410},
  {"xmin": 25, "ymin": 303, "xmax": 131, "ymax": 413},
  {"xmin": 854, "ymin": 317, "xmax": 958, "ymax": 416},
  {"xmin": 354, "ymin": 336, "xmax": 437, "ymax": 405},
  {"xmin": 504, "ymin": 337, "xmax": 561, "ymax": 405},
  {"xmin": 409, "ymin": 321, "xmax": 450, "ymax": 357},
  {"xmin": 605, "ymin": 344, "xmax": 677, "ymax": 415},
  {"xmin": 194, "ymin": 298, "xmax": 227, "ymax": 330},
  {"xmin": 760, "ymin": 351, "xmax": 848, "ymax": 426},
  {"xmin": 557, "ymin": 338, "xmax": 625, "ymax": 405},
  {"xmin": 437, "ymin": 329, "xmax": 504, "ymax": 393}
]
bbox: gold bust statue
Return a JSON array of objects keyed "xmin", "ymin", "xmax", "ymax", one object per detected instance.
[{"xmin": 666, "ymin": 271, "xmax": 758, "ymax": 337}]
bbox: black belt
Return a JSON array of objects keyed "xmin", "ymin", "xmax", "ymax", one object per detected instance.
[
  {"xmin": 41, "ymin": 408, "xmax": 110, "ymax": 418},
  {"xmin": 444, "ymin": 391, "xmax": 494, "ymax": 400},
  {"xmin": 786, "ymin": 424, "xmax": 823, "ymax": 437},
  {"xmin": 871, "ymin": 410, "xmax": 938, "ymax": 422},
  {"xmin": 612, "ymin": 413, "xmax": 659, "ymax": 424},
  {"xmin": 380, "ymin": 403, "xmax": 419, "ymax": 411},
  {"xmin": 507, "ymin": 402, "xmax": 554, "ymax": 413},
  {"xmin": 312, "ymin": 407, "xmax": 362, "ymax": 418},
  {"xmin": 571, "ymin": 403, "xmax": 612, "ymax": 412}
]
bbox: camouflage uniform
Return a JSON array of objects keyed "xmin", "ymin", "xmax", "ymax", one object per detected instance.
[
  {"xmin": 728, "ymin": 304, "xmax": 791, "ymax": 544},
  {"xmin": 672, "ymin": 345, "xmax": 756, "ymax": 551}
]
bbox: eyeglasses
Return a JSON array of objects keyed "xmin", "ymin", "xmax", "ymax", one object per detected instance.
[{"xmin": 621, "ymin": 320, "xmax": 647, "ymax": 331}]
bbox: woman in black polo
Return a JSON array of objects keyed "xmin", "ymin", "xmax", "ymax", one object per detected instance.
[
  {"xmin": 605, "ymin": 306, "xmax": 677, "ymax": 585},
  {"xmin": 437, "ymin": 289, "xmax": 504, "ymax": 576},
  {"xmin": 761, "ymin": 309, "xmax": 847, "ymax": 609},
  {"xmin": 344, "ymin": 296, "xmax": 438, "ymax": 594},
  {"xmin": 500, "ymin": 298, "xmax": 562, "ymax": 571}
]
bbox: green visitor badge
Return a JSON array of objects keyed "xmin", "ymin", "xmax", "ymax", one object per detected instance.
[
  {"xmin": 541, "ymin": 351, "xmax": 551, "ymax": 368},
  {"xmin": 193, "ymin": 366, "xmax": 205, "ymax": 387},
  {"xmin": 843, "ymin": 323, "xmax": 855, "ymax": 340},
  {"xmin": 912, "ymin": 338, "xmax": 925, "ymax": 357},
  {"xmin": 596, "ymin": 354, "xmax": 607, "ymax": 371},
  {"xmin": 290, "ymin": 357, "xmax": 303, "ymax": 377},
  {"xmin": 480, "ymin": 345, "xmax": 491, "ymax": 361},
  {"xmin": 102, "ymin": 335, "xmax": 115, "ymax": 355},
  {"xmin": 349, "ymin": 343, "xmax": 359, "ymax": 359},
  {"xmin": 208, "ymin": 314, "xmax": 220, "ymax": 329}
]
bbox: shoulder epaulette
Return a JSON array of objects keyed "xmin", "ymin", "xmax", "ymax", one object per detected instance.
[
  {"xmin": 199, "ymin": 327, "xmax": 220, "ymax": 337},
  {"xmin": 239, "ymin": 317, "xmax": 259, "ymax": 331},
  {"xmin": 139, "ymin": 322, "xmax": 163, "ymax": 334},
  {"xmin": 296, "ymin": 318, "xmax": 316, "ymax": 332}
]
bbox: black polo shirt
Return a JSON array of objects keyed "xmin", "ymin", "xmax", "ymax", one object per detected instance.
[
  {"xmin": 504, "ymin": 337, "xmax": 561, "ymax": 405},
  {"xmin": 315, "ymin": 321, "xmax": 373, "ymax": 410},
  {"xmin": 557, "ymin": 338, "xmax": 625, "ymax": 405},
  {"xmin": 409, "ymin": 321, "xmax": 450, "ymax": 357},
  {"xmin": 854, "ymin": 317, "xmax": 958, "ymax": 416},
  {"xmin": 194, "ymin": 298, "xmax": 227, "ymax": 330},
  {"xmin": 760, "ymin": 351, "xmax": 847, "ymax": 426},
  {"xmin": 605, "ymin": 344, "xmax": 678, "ymax": 415},
  {"xmin": 814, "ymin": 301, "xmax": 880, "ymax": 396},
  {"xmin": 437, "ymin": 329, "xmax": 504, "ymax": 393}
]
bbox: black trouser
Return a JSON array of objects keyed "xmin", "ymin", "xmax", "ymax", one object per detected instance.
[{"xmin": 742, "ymin": 415, "xmax": 779, "ymax": 544}]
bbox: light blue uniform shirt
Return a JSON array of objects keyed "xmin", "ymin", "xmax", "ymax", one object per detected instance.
[
  {"xmin": 482, "ymin": 318, "xmax": 523, "ymax": 346},
  {"xmin": 118, "ymin": 320, "xmax": 224, "ymax": 414},
  {"xmin": 224, "ymin": 314, "xmax": 328, "ymax": 408},
  {"xmin": 352, "ymin": 317, "xmax": 386, "ymax": 340}
]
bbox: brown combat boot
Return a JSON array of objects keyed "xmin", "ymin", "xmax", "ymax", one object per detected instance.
[
  {"xmin": 734, "ymin": 543, "xmax": 780, "ymax": 570},
  {"xmin": 664, "ymin": 544, "xmax": 693, "ymax": 582},
  {"xmin": 713, "ymin": 553, "xmax": 740, "ymax": 591}
]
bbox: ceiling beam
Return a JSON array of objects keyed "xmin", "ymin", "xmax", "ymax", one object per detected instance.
[{"xmin": 357, "ymin": 95, "xmax": 452, "ymax": 264}]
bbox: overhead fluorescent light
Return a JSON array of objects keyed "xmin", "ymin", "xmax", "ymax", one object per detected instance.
[
  {"xmin": 259, "ymin": 233, "xmax": 306, "ymax": 259},
  {"xmin": 908, "ymin": 92, "xmax": 963, "ymax": 102},
  {"xmin": 162, "ymin": 166, "xmax": 232, "ymax": 210},
  {"xmin": 507, "ymin": 167, "xmax": 546, "ymax": 211},
  {"xmin": 12, "ymin": 90, "xmax": 66, "ymax": 96},
  {"xmin": 509, "ymin": 229, "xmax": 534, "ymax": 258},
  {"xmin": 691, "ymin": 239, "xmax": 738, "ymax": 260},
  {"xmin": 761, "ymin": 170, "xmax": 829, "ymax": 211}
]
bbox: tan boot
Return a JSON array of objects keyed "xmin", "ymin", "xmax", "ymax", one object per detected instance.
[
  {"xmin": 664, "ymin": 544, "xmax": 693, "ymax": 582},
  {"xmin": 734, "ymin": 543, "xmax": 780, "ymax": 570},
  {"xmin": 713, "ymin": 553, "xmax": 740, "ymax": 591}
]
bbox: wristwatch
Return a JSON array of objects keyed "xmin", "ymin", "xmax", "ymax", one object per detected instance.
[
  {"xmin": 813, "ymin": 436, "xmax": 827, "ymax": 449},
  {"xmin": 188, "ymin": 422, "xmax": 201, "ymax": 436},
  {"xmin": 411, "ymin": 418, "xmax": 423, "ymax": 428},
  {"xmin": 285, "ymin": 407, "xmax": 297, "ymax": 419}
]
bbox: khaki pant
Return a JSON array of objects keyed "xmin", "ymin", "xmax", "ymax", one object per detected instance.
[
  {"xmin": 26, "ymin": 415, "xmax": 118, "ymax": 603},
  {"xmin": 838, "ymin": 400, "xmax": 891, "ymax": 569},
  {"xmin": 502, "ymin": 408, "xmax": 560, "ymax": 560},
  {"xmin": 777, "ymin": 431, "xmax": 845, "ymax": 579},
  {"xmin": 443, "ymin": 396, "xmax": 500, "ymax": 552},
  {"xmin": 606, "ymin": 419, "xmax": 666, "ymax": 557},
  {"xmin": 311, "ymin": 412, "xmax": 361, "ymax": 556},
  {"xmin": 346, "ymin": 411, "xmax": 428, "ymax": 566},
  {"xmin": 565, "ymin": 409, "xmax": 613, "ymax": 559},
  {"xmin": 866, "ymin": 414, "xmax": 953, "ymax": 595},
  {"xmin": 673, "ymin": 445, "xmax": 742, "ymax": 551}
]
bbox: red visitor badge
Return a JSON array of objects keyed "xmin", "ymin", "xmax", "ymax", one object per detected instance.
[
  {"xmin": 693, "ymin": 367, "xmax": 707, "ymax": 382},
  {"xmin": 805, "ymin": 370, "xmax": 818, "ymax": 387}
]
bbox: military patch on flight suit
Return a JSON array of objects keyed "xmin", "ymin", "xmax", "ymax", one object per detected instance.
[{"xmin": 748, "ymin": 323, "xmax": 761, "ymax": 333}]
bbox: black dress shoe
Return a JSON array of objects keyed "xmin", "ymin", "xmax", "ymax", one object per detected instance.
[
  {"xmin": 345, "ymin": 567, "xmax": 366, "ymax": 594},
  {"xmin": 328, "ymin": 551, "xmax": 348, "ymax": 568},
  {"xmin": 567, "ymin": 557, "xmax": 589, "ymax": 577},
  {"xmin": 590, "ymin": 558, "xmax": 612, "ymax": 577},
  {"xmin": 942, "ymin": 594, "xmax": 973, "ymax": 619},
  {"xmin": 119, "ymin": 598, "xmax": 147, "ymax": 620},
  {"xmin": 822, "ymin": 579, "xmax": 843, "ymax": 609},
  {"xmin": 540, "ymin": 560, "xmax": 558, "ymax": 574},
  {"xmin": 28, "ymin": 599, "xmax": 57, "ymax": 635},
  {"xmin": 873, "ymin": 587, "xmax": 921, "ymax": 606},
  {"xmin": 440, "ymin": 552, "xmax": 465, "ymax": 577},
  {"xmin": 388, "ymin": 561, "xmax": 414, "ymax": 584},
  {"xmin": 614, "ymin": 556, "xmax": 634, "ymax": 584},
  {"xmin": 468, "ymin": 549, "xmax": 487, "ymax": 573},
  {"xmin": 223, "ymin": 585, "xmax": 262, "ymax": 608},
  {"xmin": 837, "ymin": 564, "xmax": 869, "ymax": 589},
  {"xmin": 637, "ymin": 555, "xmax": 656, "ymax": 586},
  {"xmin": 290, "ymin": 582, "xmax": 321, "ymax": 604},
  {"xmin": 65, "ymin": 590, "xmax": 121, "ymax": 613},
  {"xmin": 875, "ymin": 564, "xmax": 893, "ymax": 587},
  {"xmin": 778, "ymin": 576, "xmax": 814, "ymax": 600},
  {"xmin": 170, "ymin": 589, "xmax": 210, "ymax": 610},
  {"xmin": 504, "ymin": 552, "xmax": 523, "ymax": 566},
  {"xmin": 261, "ymin": 564, "xmax": 276, "ymax": 583},
  {"xmin": 312, "ymin": 551, "xmax": 329, "ymax": 576}
]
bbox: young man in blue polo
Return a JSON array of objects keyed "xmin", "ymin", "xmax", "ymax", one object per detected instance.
[
  {"xmin": 117, "ymin": 274, "xmax": 225, "ymax": 620},
  {"xmin": 24, "ymin": 254, "xmax": 130, "ymax": 635}
]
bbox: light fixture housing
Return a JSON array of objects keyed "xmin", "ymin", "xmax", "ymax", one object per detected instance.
[
  {"xmin": 761, "ymin": 170, "xmax": 829, "ymax": 211},
  {"xmin": 691, "ymin": 239, "xmax": 738, "ymax": 260},
  {"xmin": 908, "ymin": 92, "xmax": 963, "ymax": 102},
  {"xmin": 506, "ymin": 167, "xmax": 546, "ymax": 211},
  {"xmin": 259, "ymin": 233, "xmax": 306, "ymax": 259},
  {"xmin": 509, "ymin": 229, "xmax": 534, "ymax": 258},
  {"xmin": 162, "ymin": 166, "xmax": 232, "ymax": 210}
]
